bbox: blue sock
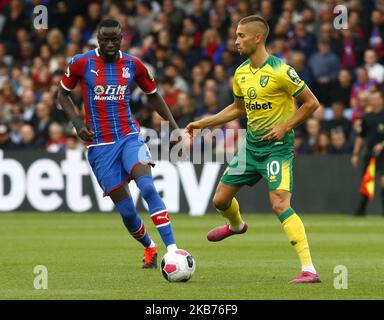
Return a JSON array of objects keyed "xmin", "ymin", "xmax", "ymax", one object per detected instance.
[
  {"xmin": 116, "ymin": 197, "xmax": 151, "ymax": 248},
  {"xmin": 136, "ymin": 175, "xmax": 176, "ymax": 247}
]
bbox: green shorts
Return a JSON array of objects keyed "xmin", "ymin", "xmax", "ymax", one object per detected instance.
[{"xmin": 220, "ymin": 138, "xmax": 294, "ymax": 192}]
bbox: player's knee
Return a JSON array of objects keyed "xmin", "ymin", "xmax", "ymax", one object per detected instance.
[
  {"xmin": 141, "ymin": 183, "xmax": 158, "ymax": 200},
  {"xmin": 116, "ymin": 198, "xmax": 137, "ymax": 221},
  {"xmin": 119, "ymin": 209, "xmax": 136, "ymax": 222},
  {"xmin": 213, "ymin": 194, "xmax": 231, "ymax": 211},
  {"xmin": 136, "ymin": 176, "xmax": 158, "ymax": 200},
  {"xmin": 270, "ymin": 197, "xmax": 288, "ymax": 215}
]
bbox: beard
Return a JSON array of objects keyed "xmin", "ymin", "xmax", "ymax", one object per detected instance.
[{"xmin": 241, "ymin": 47, "xmax": 256, "ymax": 57}]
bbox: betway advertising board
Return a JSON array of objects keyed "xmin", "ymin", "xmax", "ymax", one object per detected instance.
[
  {"xmin": 0, "ymin": 150, "xmax": 379, "ymax": 214},
  {"xmin": 0, "ymin": 150, "xmax": 221, "ymax": 215}
]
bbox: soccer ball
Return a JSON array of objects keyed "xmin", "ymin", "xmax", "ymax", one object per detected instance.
[{"xmin": 161, "ymin": 249, "xmax": 196, "ymax": 282}]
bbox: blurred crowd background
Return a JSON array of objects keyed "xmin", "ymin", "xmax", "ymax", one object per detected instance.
[{"xmin": 0, "ymin": 0, "xmax": 383, "ymax": 156}]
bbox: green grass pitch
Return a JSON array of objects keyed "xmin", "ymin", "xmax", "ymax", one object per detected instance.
[{"xmin": 0, "ymin": 212, "xmax": 383, "ymax": 300}]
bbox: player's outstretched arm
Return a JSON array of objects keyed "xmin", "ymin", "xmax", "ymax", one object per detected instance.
[
  {"xmin": 58, "ymin": 86, "xmax": 94, "ymax": 142},
  {"xmin": 185, "ymin": 99, "xmax": 246, "ymax": 139},
  {"xmin": 262, "ymin": 86, "xmax": 319, "ymax": 141},
  {"xmin": 147, "ymin": 92, "xmax": 179, "ymax": 131}
]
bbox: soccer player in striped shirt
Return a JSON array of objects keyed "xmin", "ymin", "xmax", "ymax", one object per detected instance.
[{"xmin": 58, "ymin": 19, "xmax": 178, "ymax": 269}]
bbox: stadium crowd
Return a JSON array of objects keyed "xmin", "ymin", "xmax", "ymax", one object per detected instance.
[{"xmin": 0, "ymin": 0, "xmax": 383, "ymax": 156}]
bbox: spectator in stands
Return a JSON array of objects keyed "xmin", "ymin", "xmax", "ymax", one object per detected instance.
[
  {"xmin": 72, "ymin": 15, "xmax": 92, "ymax": 43},
  {"xmin": 21, "ymin": 88, "xmax": 36, "ymax": 123},
  {"xmin": 290, "ymin": 20, "xmax": 318, "ymax": 58},
  {"xmin": 188, "ymin": 0, "xmax": 210, "ymax": 40},
  {"xmin": 16, "ymin": 123, "xmax": 42, "ymax": 150},
  {"xmin": 318, "ymin": 22, "xmax": 339, "ymax": 54},
  {"xmin": 324, "ymin": 102, "xmax": 352, "ymax": 139},
  {"xmin": 271, "ymin": 36, "xmax": 290, "ymax": 62},
  {"xmin": 220, "ymin": 49, "xmax": 237, "ymax": 76},
  {"xmin": 163, "ymin": 64, "xmax": 189, "ymax": 93},
  {"xmin": 32, "ymin": 101, "xmax": 53, "ymax": 146},
  {"xmin": 172, "ymin": 91, "xmax": 196, "ymax": 128},
  {"xmin": 0, "ymin": 0, "xmax": 29, "ymax": 47},
  {"xmin": 65, "ymin": 133, "xmax": 82, "ymax": 151},
  {"xmin": 136, "ymin": 1, "xmax": 157, "ymax": 39},
  {"xmin": 157, "ymin": 29, "xmax": 172, "ymax": 49},
  {"xmin": 190, "ymin": 64, "xmax": 205, "ymax": 98},
  {"xmin": 329, "ymin": 129, "xmax": 351, "ymax": 154},
  {"xmin": 68, "ymin": 26, "xmax": 84, "ymax": 48},
  {"xmin": 46, "ymin": 122, "xmax": 67, "ymax": 153},
  {"xmin": 314, "ymin": 131, "xmax": 331, "ymax": 155},
  {"xmin": 312, "ymin": 102, "xmax": 326, "ymax": 123},
  {"xmin": 0, "ymin": 42, "xmax": 13, "ymax": 68},
  {"xmin": 213, "ymin": 64, "xmax": 232, "ymax": 108},
  {"xmin": 260, "ymin": 0, "xmax": 278, "ymax": 40},
  {"xmin": 364, "ymin": 49, "xmax": 384, "ymax": 84},
  {"xmin": 201, "ymin": 28, "xmax": 222, "ymax": 61},
  {"xmin": 308, "ymin": 39, "xmax": 340, "ymax": 106},
  {"xmin": 176, "ymin": 34, "xmax": 202, "ymax": 69},
  {"xmin": 348, "ymin": 10, "xmax": 365, "ymax": 40},
  {"xmin": 160, "ymin": 76, "xmax": 182, "ymax": 110},
  {"xmin": 85, "ymin": 2, "xmax": 102, "ymax": 36},
  {"xmin": 7, "ymin": 114, "xmax": 23, "ymax": 147},
  {"xmin": 47, "ymin": 28, "xmax": 66, "ymax": 56},
  {"xmin": 301, "ymin": 117, "xmax": 322, "ymax": 154},
  {"xmin": 148, "ymin": 45, "xmax": 169, "ymax": 78},
  {"xmin": 163, "ymin": 0, "xmax": 185, "ymax": 42},
  {"xmin": 196, "ymin": 88, "xmax": 219, "ymax": 118},
  {"xmin": 31, "ymin": 57, "xmax": 51, "ymax": 93},
  {"xmin": 0, "ymin": 124, "xmax": 10, "ymax": 149},
  {"xmin": 289, "ymin": 51, "xmax": 314, "ymax": 88},
  {"xmin": 350, "ymin": 67, "xmax": 378, "ymax": 119},
  {"xmin": 338, "ymin": 28, "xmax": 365, "ymax": 69},
  {"xmin": 329, "ymin": 68, "xmax": 353, "ymax": 108},
  {"xmin": 367, "ymin": 9, "xmax": 384, "ymax": 62}
]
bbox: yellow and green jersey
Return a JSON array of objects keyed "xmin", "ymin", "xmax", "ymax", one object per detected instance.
[{"xmin": 233, "ymin": 55, "xmax": 306, "ymax": 152}]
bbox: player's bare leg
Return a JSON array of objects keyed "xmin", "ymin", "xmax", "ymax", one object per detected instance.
[
  {"xmin": 131, "ymin": 164, "xmax": 178, "ymax": 252},
  {"xmin": 207, "ymin": 182, "xmax": 248, "ymax": 241},
  {"xmin": 269, "ymin": 190, "xmax": 320, "ymax": 284},
  {"xmin": 109, "ymin": 185, "xmax": 157, "ymax": 269}
]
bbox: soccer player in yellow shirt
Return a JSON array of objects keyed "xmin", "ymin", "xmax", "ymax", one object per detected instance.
[{"xmin": 186, "ymin": 15, "xmax": 321, "ymax": 284}]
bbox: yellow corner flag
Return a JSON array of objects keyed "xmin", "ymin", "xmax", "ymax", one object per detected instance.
[{"xmin": 360, "ymin": 157, "xmax": 376, "ymax": 200}]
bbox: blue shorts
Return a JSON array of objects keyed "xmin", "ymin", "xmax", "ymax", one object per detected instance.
[{"xmin": 87, "ymin": 133, "xmax": 154, "ymax": 196}]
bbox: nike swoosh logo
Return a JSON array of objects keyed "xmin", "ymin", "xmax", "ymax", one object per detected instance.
[{"xmin": 90, "ymin": 69, "xmax": 99, "ymax": 76}]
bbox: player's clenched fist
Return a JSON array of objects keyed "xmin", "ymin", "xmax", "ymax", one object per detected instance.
[{"xmin": 72, "ymin": 118, "xmax": 95, "ymax": 142}]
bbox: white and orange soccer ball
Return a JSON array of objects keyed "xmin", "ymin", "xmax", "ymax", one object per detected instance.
[{"xmin": 161, "ymin": 249, "xmax": 196, "ymax": 282}]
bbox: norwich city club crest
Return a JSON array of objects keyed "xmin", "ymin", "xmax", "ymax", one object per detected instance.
[{"xmin": 260, "ymin": 75, "xmax": 269, "ymax": 87}]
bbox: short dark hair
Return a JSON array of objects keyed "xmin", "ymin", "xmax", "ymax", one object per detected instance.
[
  {"xmin": 239, "ymin": 15, "xmax": 269, "ymax": 40},
  {"xmin": 98, "ymin": 18, "xmax": 121, "ymax": 30},
  {"xmin": 139, "ymin": 1, "xmax": 152, "ymax": 11}
]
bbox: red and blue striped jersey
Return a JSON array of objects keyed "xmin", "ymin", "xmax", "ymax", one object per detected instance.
[{"xmin": 60, "ymin": 48, "xmax": 157, "ymax": 146}]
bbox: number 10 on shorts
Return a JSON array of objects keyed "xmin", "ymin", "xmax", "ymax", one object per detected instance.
[{"xmin": 267, "ymin": 160, "xmax": 280, "ymax": 177}]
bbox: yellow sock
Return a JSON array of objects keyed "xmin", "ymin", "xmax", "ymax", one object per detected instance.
[
  {"xmin": 217, "ymin": 198, "xmax": 244, "ymax": 230},
  {"xmin": 279, "ymin": 208, "xmax": 313, "ymax": 268}
]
